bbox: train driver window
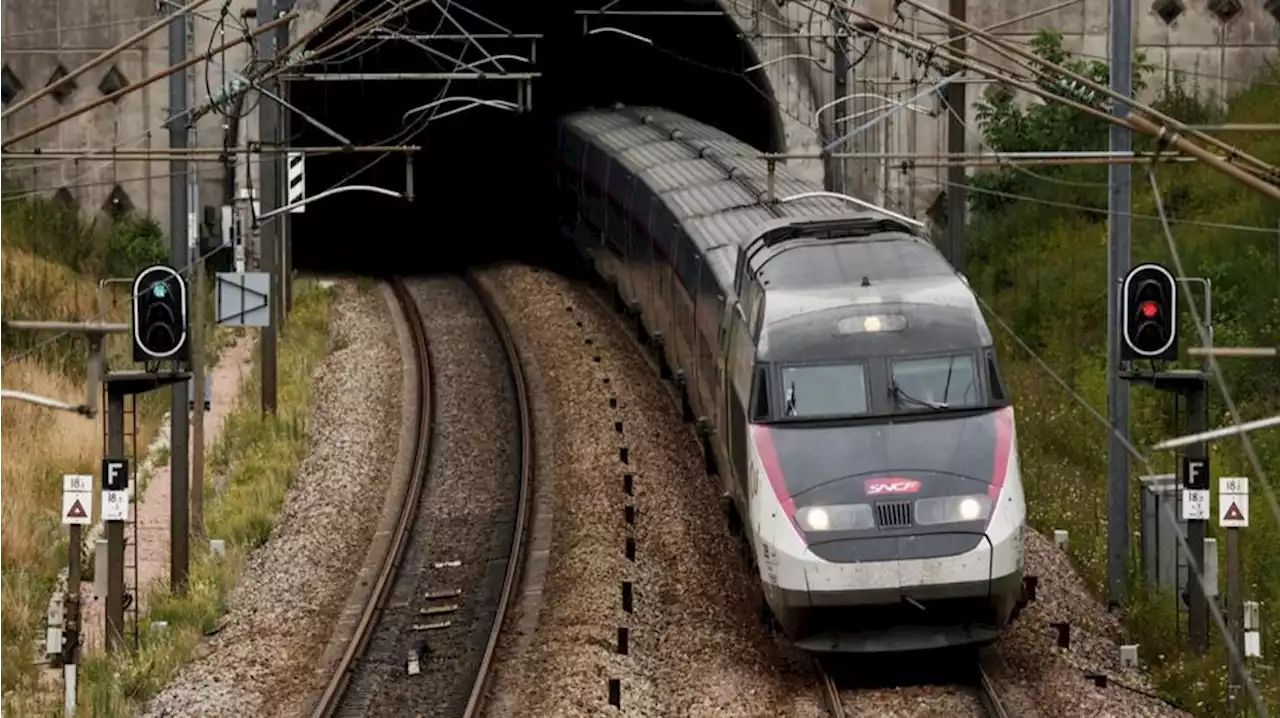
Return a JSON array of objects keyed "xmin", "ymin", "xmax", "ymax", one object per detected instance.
[
  {"xmin": 778, "ymin": 363, "xmax": 869, "ymax": 419},
  {"xmin": 750, "ymin": 366, "xmax": 770, "ymax": 421},
  {"xmin": 985, "ymin": 349, "xmax": 1008, "ymax": 402},
  {"xmin": 889, "ymin": 354, "xmax": 980, "ymax": 411}
]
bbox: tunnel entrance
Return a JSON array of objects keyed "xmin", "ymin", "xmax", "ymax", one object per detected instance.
[{"xmin": 287, "ymin": 0, "xmax": 784, "ymax": 276}]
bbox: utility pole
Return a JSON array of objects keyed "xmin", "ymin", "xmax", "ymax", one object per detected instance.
[
  {"xmin": 257, "ymin": 0, "xmax": 280, "ymax": 415},
  {"xmin": 167, "ymin": 0, "xmax": 192, "ymax": 593},
  {"xmin": 1104, "ymin": 0, "xmax": 1133, "ymax": 610},
  {"xmin": 278, "ymin": 0, "xmax": 297, "ymax": 318},
  {"xmin": 187, "ymin": 13, "xmax": 206, "ymax": 541},
  {"xmin": 830, "ymin": 3, "xmax": 850, "ymax": 196},
  {"xmin": 190, "ymin": 245, "xmax": 206, "ymax": 540},
  {"xmin": 944, "ymin": 0, "xmax": 967, "ymax": 272}
]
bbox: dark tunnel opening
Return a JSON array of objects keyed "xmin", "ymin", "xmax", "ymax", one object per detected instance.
[{"xmin": 287, "ymin": 0, "xmax": 784, "ymax": 276}]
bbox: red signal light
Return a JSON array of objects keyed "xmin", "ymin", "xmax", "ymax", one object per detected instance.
[{"xmin": 1139, "ymin": 300, "xmax": 1160, "ymax": 318}]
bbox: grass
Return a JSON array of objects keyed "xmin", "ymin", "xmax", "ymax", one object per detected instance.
[
  {"xmin": 64, "ymin": 280, "xmax": 335, "ymax": 716},
  {"xmin": 0, "ymin": 196, "xmax": 252, "ymax": 714},
  {"xmin": 970, "ymin": 71, "xmax": 1280, "ymax": 715},
  {"xmin": 0, "ymin": 246, "xmax": 168, "ymax": 708}
]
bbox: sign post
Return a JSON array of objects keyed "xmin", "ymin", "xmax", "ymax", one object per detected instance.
[
  {"xmin": 1219, "ymin": 476, "xmax": 1249, "ymax": 715},
  {"xmin": 102, "ymin": 445, "xmax": 129, "ymax": 652},
  {"xmin": 60, "ymin": 474, "xmax": 92, "ymax": 716}
]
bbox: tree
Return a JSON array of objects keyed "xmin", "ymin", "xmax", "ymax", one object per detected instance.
[{"xmin": 968, "ymin": 31, "xmax": 1152, "ymax": 216}]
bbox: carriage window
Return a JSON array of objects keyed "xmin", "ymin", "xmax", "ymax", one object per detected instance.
[
  {"xmin": 778, "ymin": 363, "xmax": 869, "ymax": 419},
  {"xmin": 890, "ymin": 354, "xmax": 980, "ymax": 410}
]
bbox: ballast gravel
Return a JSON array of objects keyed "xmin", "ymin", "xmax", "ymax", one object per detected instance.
[
  {"xmin": 142, "ymin": 282, "xmax": 403, "ymax": 718},
  {"xmin": 338, "ymin": 276, "xmax": 519, "ymax": 718},
  {"xmin": 475, "ymin": 263, "xmax": 1190, "ymax": 718},
  {"xmin": 473, "ymin": 265, "xmax": 823, "ymax": 718},
  {"xmin": 987, "ymin": 529, "xmax": 1192, "ymax": 718}
]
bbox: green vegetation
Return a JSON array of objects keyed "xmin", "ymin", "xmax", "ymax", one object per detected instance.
[
  {"xmin": 968, "ymin": 31, "xmax": 1280, "ymax": 715},
  {"xmin": 72, "ymin": 280, "xmax": 335, "ymax": 716},
  {"xmin": 1, "ymin": 197, "xmax": 171, "ymax": 711}
]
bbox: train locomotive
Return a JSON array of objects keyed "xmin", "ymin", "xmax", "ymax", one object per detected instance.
[{"xmin": 553, "ymin": 105, "xmax": 1030, "ymax": 653}]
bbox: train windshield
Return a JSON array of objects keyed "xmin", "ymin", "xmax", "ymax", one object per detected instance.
[
  {"xmin": 779, "ymin": 363, "xmax": 870, "ymax": 419},
  {"xmin": 890, "ymin": 354, "xmax": 981, "ymax": 412}
]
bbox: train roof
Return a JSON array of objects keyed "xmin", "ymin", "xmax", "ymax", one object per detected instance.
[
  {"xmin": 559, "ymin": 105, "xmax": 857, "ymax": 220},
  {"xmin": 757, "ymin": 266, "xmax": 993, "ymax": 362}
]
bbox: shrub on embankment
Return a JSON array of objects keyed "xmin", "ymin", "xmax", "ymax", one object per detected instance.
[{"xmin": 966, "ymin": 31, "xmax": 1280, "ymax": 715}]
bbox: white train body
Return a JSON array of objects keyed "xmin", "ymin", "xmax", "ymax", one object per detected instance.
[{"xmin": 554, "ymin": 105, "xmax": 1029, "ymax": 652}]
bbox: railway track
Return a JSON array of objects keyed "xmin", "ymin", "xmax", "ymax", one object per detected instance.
[
  {"xmin": 816, "ymin": 652, "xmax": 1010, "ymax": 718},
  {"xmin": 310, "ymin": 275, "xmax": 533, "ymax": 718}
]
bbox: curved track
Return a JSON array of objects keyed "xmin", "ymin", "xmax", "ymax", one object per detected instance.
[{"xmin": 311, "ymin": 275, "xmax": 533, "ymax": 718}]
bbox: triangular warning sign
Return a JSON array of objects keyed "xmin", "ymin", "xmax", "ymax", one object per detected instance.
[
  {"xmin": 66, "ymin": 499, "xmax": 87, "ymax": 519},
  {"xmin": 1224, "ymin": 502, "xmax": 1244, "ymax": 521}
]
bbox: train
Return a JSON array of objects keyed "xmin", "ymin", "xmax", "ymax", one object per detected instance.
[{"xmin": 552, "ymin": 105, "xmax": 1031, "ymax": 653}]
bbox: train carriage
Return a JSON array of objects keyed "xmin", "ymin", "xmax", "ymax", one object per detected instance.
[{"xmin": 553, "ymin": 104, "xmax": 1030, "ymax": 653}]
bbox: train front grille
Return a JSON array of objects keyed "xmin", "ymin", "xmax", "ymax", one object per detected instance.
[{"xmin": 875, "ymin": 500, "xmax": 913, "ymax": 529}]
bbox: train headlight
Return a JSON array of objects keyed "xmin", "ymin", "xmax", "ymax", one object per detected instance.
[
  {"xmin": 914, "ymin": 495, "xmax": 993, "ymax": 525},
  {"xmin": 796, "ymin": 504, "xmax": 875, "ymax": 532}
]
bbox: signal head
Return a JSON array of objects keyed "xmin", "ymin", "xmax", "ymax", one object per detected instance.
[
  {"xmin": 1121, "ymin": 263, "xmax": 1178, "ymax": 361},
  {"xmin": 131, "ymin": 264, "xmax": 189, "ymax": 363}
]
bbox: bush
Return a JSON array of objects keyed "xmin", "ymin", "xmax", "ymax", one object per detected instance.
[
  {"xmin": 1, "ymin": 193, "xmax": 169, "ymax": 285},
  {"xmin": 967, "ymin": 32, "xmax": 1280, "ymax": 715},
  {"xmin": 104, "ymin": 215, "xmax": 168, "ymax": 278}
]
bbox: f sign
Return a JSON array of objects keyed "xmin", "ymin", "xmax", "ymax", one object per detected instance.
[{"xmin": 102, "ymin": 458, "xmax": 130, "ymax": 492}]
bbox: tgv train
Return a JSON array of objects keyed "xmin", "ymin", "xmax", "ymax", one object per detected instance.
[{"xmin": 553, "ymin": 105, "xmax": 1030, "ymax": 653}]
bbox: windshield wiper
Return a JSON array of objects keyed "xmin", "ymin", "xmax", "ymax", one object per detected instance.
[{"xmin": 891, "ymin": 381, "xmax": 949, "ymax": 411}]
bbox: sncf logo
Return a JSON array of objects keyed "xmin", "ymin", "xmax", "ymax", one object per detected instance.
[{"xmin": 865, "ymin": 478, "xmax": 921, "ymax": 495}]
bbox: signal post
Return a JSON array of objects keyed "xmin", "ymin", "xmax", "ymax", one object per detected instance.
[
  {"xmin": 1118, "ymin": 261, "xmax": 1212, "ymax": 651},
  {"xmin": 132, "ymin": 265, "xmax": 195, "ymax": 593},
  {"xmin": 96, "ymin": 265, "xmax": 191, "ymax": 652}
]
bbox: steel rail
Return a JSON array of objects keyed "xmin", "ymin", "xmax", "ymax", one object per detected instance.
[
  {"xmin": 460, "ymin": 272, "xmax": 534, "ymax": 718},
  {"xmin": 310, "ymin": 277, "xmax": 434, "ymax": 718},
  {"xmin": 976, "ymin": 663, "xmax": 1010, "ymax": 718},
  {"xmin": 815, "ymin": 659, "xmax": 848, "ymax": 718}
]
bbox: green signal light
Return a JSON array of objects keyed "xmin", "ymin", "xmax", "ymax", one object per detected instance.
[{"xmin": 152, "ymin": 283, "xmax": 168, "ymax": 299}]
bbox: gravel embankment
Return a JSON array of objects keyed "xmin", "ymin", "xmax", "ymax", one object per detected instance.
[
  {"xmin": 337, "ymin": 277, "xmax": 519, "ymax": 718},
  {"xmin": 989, "ymin": 529, "xmax": 1192, "ymax": 718},
  {"xmin": 475, "ymin": 265, "xmax": 824, "ymax": 718},
  {"xmin": 143, "ymin": 282, "xmax": 404, "ymax": 718}
]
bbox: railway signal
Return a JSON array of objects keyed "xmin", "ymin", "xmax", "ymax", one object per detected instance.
[
  {"xmin": 131, "ymin": 265, "xmax": 189, "ymax": 362},
  {"xmin": 1121, "ymin": 262, "xmax": 1178, "ymax": 361}
]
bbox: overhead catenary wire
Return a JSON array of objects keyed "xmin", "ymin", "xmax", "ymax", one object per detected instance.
[{"xmin": 828, "ymin": 3, "xmax": 1280, "ymax": 202}]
